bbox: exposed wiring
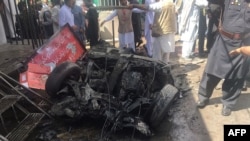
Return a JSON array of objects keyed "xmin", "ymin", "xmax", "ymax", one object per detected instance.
[
  {"xmin": 101, "ymin": 50, "xmax": 111, "ymax": 140},
  {"xmin": 131, "ymin": 103, "xmax": 142, "ymax": 140},
  {"xmin": 142, "ymin": 63, "xmax": 156, "ymax": 97}
]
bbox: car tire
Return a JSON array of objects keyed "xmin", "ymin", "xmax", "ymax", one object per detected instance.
[
  {"xmin": 149, "ymin": 84, "xmax": 178, "ymax": 128},
  {"xmin": 45, "ymin": 61, "xmax": 81, "ymax": 98}
]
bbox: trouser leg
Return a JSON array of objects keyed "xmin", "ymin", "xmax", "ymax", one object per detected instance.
[
  {"xmin": 207, "ymin": 16, "xmax": 219, "ymax": 53},
  {"xmin": 182, "ymin": 41, "xmax": 195, "ymax": 58},
  {"xmin": 206, "ymin": 19, "xmax": 214, "ymax": 53},
  {"xmin": 221, "ymin": 78, "xmax": 244, "ymax": 109},
  {"xmin": 198, "ymin": 72, "xmax": 221, "ymax": 101},
  {"xmin": 145, "ymin": 30, "xmax": 152, "ymax": 56},
  {"xmin": 128, "ymin": 42, "xmax": 135, "ymax": 52},
  {"xmin": 163, "ymin": 52, "xmax": 170, "ymax": 64},
  {"xmin": 198, "ymin": 9, "xmax": 207, "ymax": 55},
  {"xmin": 152, "ymin": 37, "xmax": 162, "ymax": 61}
]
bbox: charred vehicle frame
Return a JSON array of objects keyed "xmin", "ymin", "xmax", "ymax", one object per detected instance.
[{"xmin": 45, "ymin": 46, "xmax": 179, "ymax": 136}]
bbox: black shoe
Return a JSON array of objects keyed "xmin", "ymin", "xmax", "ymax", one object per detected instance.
[
  {"xmin": 222, "ymin": 106, "xmax": 232, "ymax": 116},
  {"xmin": 197, "ymin": 99, "xmax": 209, "ymax": 108},
  {"xmin": 198, "ymin": 53, "xmax": 208, "ymax": 58},
  {"xmin": 242, "ymin": 87, "xmax": 247, "ymax": 91}
]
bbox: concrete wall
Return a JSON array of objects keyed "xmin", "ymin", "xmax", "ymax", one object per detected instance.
[{"xmin": 99, "ymin": 11, "xmax": 119, "ymax": 42}]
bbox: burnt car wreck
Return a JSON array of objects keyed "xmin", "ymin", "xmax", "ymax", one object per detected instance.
[
  {"xmin": 0, "ymin": 25, "xmax": 180, "ymax": 140},
  {"xmin": 45, "ymin": 46, "xmax": 179, "ymax": 136}
]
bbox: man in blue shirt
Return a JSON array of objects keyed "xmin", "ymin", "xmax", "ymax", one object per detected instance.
[
  {"xmin": 72, "ymin": 0, "xmax": 86, "ymax": 45},
  {"xmin": 59, "ymin": 0, "xmax": 77, "ymax": 30}
]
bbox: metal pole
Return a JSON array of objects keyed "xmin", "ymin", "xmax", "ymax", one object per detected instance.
[
  {"xmin": 7, "ymin": 0, "xmax": 18, "ymax": 44},
  {"xmin": 14, "ymin": 0, "xmax": 24, "ymax": 45},
  {"xmin": 112, "ymin": 20, "xmax": 115, "ymax": 47}
]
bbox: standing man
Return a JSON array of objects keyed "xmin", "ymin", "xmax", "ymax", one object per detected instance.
[
  {"xmin": 131, "ymin": 0, "xmax": 176, "ymax": 64},
  {"xmin": 179, "ymin": 0, "xmax": 199, "ymax": 60},
  {"xmin": 175, "ymin": 0, "xmax": 182, "ymax": 35},
  {"xmin": 59, "ymin": 0, "xmax": 77, "ymax": 30},
  {"xmin": 38, "ymin": 1, "xmax": 54, "ymax": 39},
  {"xmin": 144, "ymin": 0, "xmax": 155, "ymax": 57},
  {"xmin": 101, "ymin": 0, "xmax": 136, "ymax": 52},
  {"xmin": 72, "ymin": 0, "xmax": 86, "ymax": 45},
  {"xmin": 84, "ymin": 0, "xmax": 100, "ymax": 47},
  {"xmin": 51, "ymin": 0, "xmax": 61, "ymax": 33},
  {"xmin": 197, "ymin": 0, "xmax": 250, "ymax": 116},
  {"xmin": 128, "ymin": 0, "xmax": 143, "ymax": 48}
]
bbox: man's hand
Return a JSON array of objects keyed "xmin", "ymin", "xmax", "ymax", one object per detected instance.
[
  {"xmin": 229, "ymin": 46, "xmax": 250, "ymax": 56},
  {"xmin": 100, "ymin": 21, "xmax": 105, "ymax": 27},
  {"xmin": 229, "ymin": 48, "xmax": 241, "ymax": 56}
]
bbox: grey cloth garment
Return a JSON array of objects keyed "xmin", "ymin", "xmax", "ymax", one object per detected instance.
[
  {"xmin": 72, "ymin": 4, "xmax": 86, "ymax": 44},
  {"xmin": 205, "ymin": 35, "xmax": 249, "ymax": 79},
  {"xmin": 206, "ymin": 3, "xmax": 222, "ymax": 52},
  {"xmin": 43, "ymin": 10, "xmax": 54, "ymax": 38},
  {"xmin": 198, "ymin": 0, "xmax": 250, "ymax": 108},
  {"xmin": 129, "ymin": 0, "xmax": 142, "ymax": 46},
  {"xmin": 198, "ymin": 72, "xmax": 245, "ymax": 108},
  {"xmin": 205, "ymin": 0, "xmax": 250, "ymax": 79}
]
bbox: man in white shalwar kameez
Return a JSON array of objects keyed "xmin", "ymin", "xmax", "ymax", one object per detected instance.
[
  {"xmin": 144, "ymin": 0, "xmax": 155, "ymax": 57},
  {"xmin": 101, "ymin": 0, "xmax": 135, "ymax": 52},
  {"xmin": 179, "ymin": 0, "xmax": 199, "ymax": 59},
  {"xmin": 174, "ymin": 0, "xmax": 182, "ymax": 34},
  {"xmin": 131, "ymin": 0, "xmax": 176, "ymax": 64},
  {"xmin": 51, "ymin": 0, "xmax": 61, "ymax": 33}
]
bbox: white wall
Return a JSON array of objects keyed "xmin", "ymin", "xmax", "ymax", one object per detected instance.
[{"xmin": 0, "ymin": 15, "xmax": 7, "ymax": 45}]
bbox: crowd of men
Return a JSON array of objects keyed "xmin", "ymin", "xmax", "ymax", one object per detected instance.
[
  {"xmin": 175, "ymin": 0, "xmax": 250, "ymax": 117},
  {"xmin": 12, "ymin": 0, "xmax": 96, "ymax": 45},
  {"xmin": 7, "ymin": 0, "xmax": 208, "ymax": 62}
]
